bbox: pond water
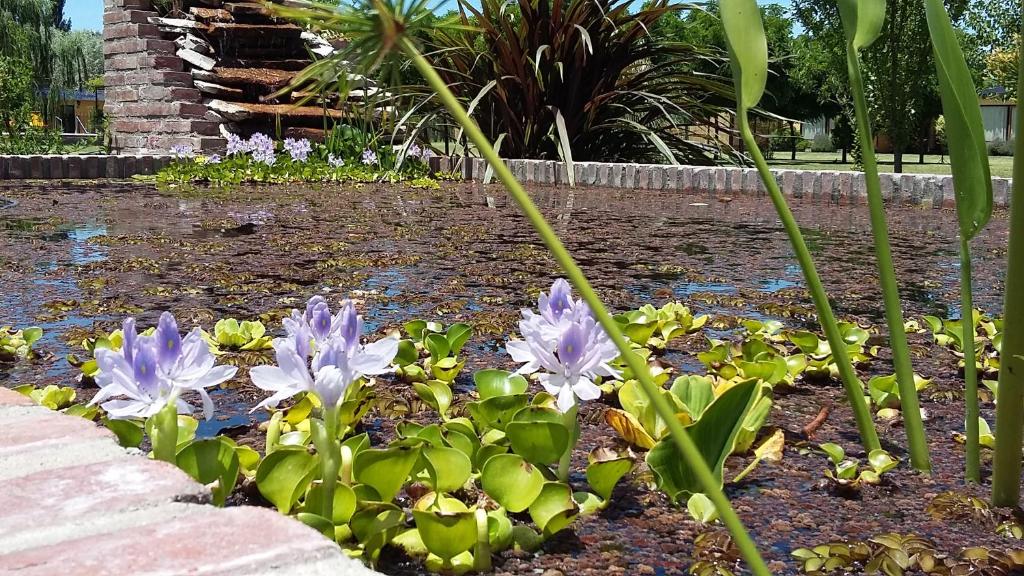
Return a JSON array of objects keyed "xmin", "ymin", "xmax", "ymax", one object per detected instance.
[
  {"xmin": 0, "ymin": 181, "xmax": 1008, "ymax": 436},
  {"xmin": 0, "ymin": 180, "xmax": 1013, "ymax": 574}
]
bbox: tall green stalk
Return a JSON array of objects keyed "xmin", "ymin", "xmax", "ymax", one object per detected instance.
[
  {"xmin": 959, "ymin": 238, "xmax": 980, "ymax": 482},
  {"xmin": 991, "ymin": 26, "xmax": 1024, "ymax": 507},
  {"xmin": 397, "ymin": 37, "xmax": 774, "ymax": 576},
  {"xmin": 313, "ymin": 407, "xmax": 341, "ymax": 523},
  {"xmin": 843, "ymin": 42, "xmax": 931, "ymax": 472},
  {"xmin": 150, "ymin": 402, "xmax": 179, "ymax": 464},
  {"xmin": 737, "ymin": 113, "xmax": 881, "ymax": 453}
]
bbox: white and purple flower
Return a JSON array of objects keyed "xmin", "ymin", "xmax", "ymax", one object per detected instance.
[
  {"xmin": 249, "ymin": 133, "xmax": 277, "ymax": 166},
  {"xmin": 170, "ymin": 144, "xmax": 194, "ymax": 159},
  {"xmin": 328, "ymin": 154, "xmax": 345, "ymax": 168},
  {"xmin": 251, "ymin": 298, "xmax": 398, "ymax": 411},
  {"xmin": 283, "ymin": 137, "xmax": 313, "ymax": 163},
  {"xmin": 506, "ymin": 279, "xmax": 620, "ymax": 412},
  {"xmin": 361, "ymin": 148, "xmax": 378, "ymax": 166},
  {"xmin": 89, "ymin": 313, "xmax": 237, "ymax": 420},
  {"xmin": 225, "ymin": 132, "xmax": 251, "ymax": 156}
]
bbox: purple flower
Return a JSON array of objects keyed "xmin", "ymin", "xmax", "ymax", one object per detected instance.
[
  {"xmin": 206, "ymin": 154, "xmax": 222, "ymax": 164},
  {"xmin": 251, "ymin": 299, "xmax": 397, "ymax": 410},
  {"xmin": 170, "ymin": 144, "xmax": 194, "ymax": 159},
  {"xmin": 248, "ymin": 133, "xmax": 276, "ymax": 166},
  {"xmin": 328, "ymin": 154, "xmax": 345, "ymax": 168},
  {"xmin": 506, "ymin": 279, "xmax": 619, "ymax": 412},
  {"xmin": 90, "ymin": 313, "xmax": 238, "ymax": 420},
  {"xmin": 407, "ymin": 143, "xmax": 423, "ymax": 159},
  {"xmin": 361, "ymin": 149, "xmax": 378, "ymax": 166},
  {"xmin": 283, "ymin": 137, "xmax": 313, "ymax": 162},
  {"xmin": 225, "ymin": 132, "xmax": 250, "ymax": 156}
]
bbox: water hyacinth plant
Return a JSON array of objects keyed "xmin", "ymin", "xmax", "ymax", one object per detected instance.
[
  {"xmin": 508, "ymin": 280, "xmax": 620, "ymax": 480},
  {"xmin": 251, "ymin": 297, "xmax": 398, "ymax": 525},
  {"xmin": 89, "ymin": 313, "xmax": 238, "ymax": 462},
  {"xmin": 274, "ymin": 1, "xmax": 773, "ymax": 573}
]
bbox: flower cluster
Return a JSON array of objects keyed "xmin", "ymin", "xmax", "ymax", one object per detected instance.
[
  {"xmin": 90, "ymin": 313, "xmax": 238, "ymax": 420},
  {"xmin": 283, "ymin": 138, "xmax": 313, "ymax": 163},
  {"xmin": 225, "ymin": 132, "xmax": 251, "ymax": 156},
  {"xmin": 251, "ymin": 297, "xmax": 398, "ymax": 410},
  {"xmin": 507, "ymin": 279, "xmax": 620, "ymax": 412},
  {"xmin": 328, "ymin": 154, "xmax": 345, "ymax": 168},
  {"xmin": 361, "ymin": 149, "xmax": 378, "ymax": 166},
  {"xmin": 249, "ymin": 133, "xmax": 276, "ymax": 166},
  {"xmin": 170, "ymin": 144, "xmax": 194, "ymax": 159}
]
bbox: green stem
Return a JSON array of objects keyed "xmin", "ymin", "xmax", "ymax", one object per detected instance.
[
  {"xmin": 314, "ymin": 408, "xmax": 341, "ymax": 522},
  {"xmin": 845, "ymin": 44, "xmax": 931, "ymax": 472},
  {"xmin": 340, "ymin": 445, "xmax": 353, "ymax": 486},
  {"xmin": 960, "ymin": 237, "xmax": 980, "ymax": 483},
  {"xmin": 473, "ymin": 508, "xmax": 492, "ymax": 572},
  {"xmin": 557, "ymin": 404, "xmax": 579, "ymax": 483},
  {"xmin": 402, "ymin": 38, "xmax": 773, "ymax": 576},
  {"xmin": 732, "ymin": 457, "xmax": 762, "ymax": 484},
  {"xmin": 992, "ymin": 26, "xmax": 1024, "ymax": 507},
  {"xmin": 151, "ymin": 401, "xmax": 179, "ymax": 464},
  {"xmin": 266, "ymin": 410, "xmax": 283, "ymax": 455},
  {"xmin": 738, "ymin": 112, "xmax": 880, "ymax": 454}
]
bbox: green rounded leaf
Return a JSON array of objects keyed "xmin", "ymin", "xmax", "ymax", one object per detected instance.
[
  {"xmin": 480, "ymin": 453, "xmax": 545, "ymax": 512},
  {"xmin": 505, "ymin": 419, "xmax": 569, "ymax": 465},
  {"xmin": 305, "ymin": 481, "xmax": 357, "ymax": 524},
  {"xmin": 686, "ymin": 493, "xmax": 720, "ymax": 524},
  {"xmin": 395, "ymin": 339, "xmax": 419, "ymax": 366},
  {"xmin": 414, "ymin": 380, "xmax": 453, "ymax": 417},
  {"xmin": 467, "ymin": 394, "xmax": 529, "ymax": 431},
  {"xmin": 255, "ymin": 446, "xmax": 319, "ymax": 514},
  {"xmin": 586, "ymin": 455, "xmax": 632, "ymax": 501},
  {"xmin": 176, "ymin": 437, "xmax": 240, "ymax": 507},
  {"xmin": 413, "ymin": 508, "xmax": 478, "ymax": 562},
  {"xmin": 103, "ymin": 417, "xmax": 144, "ymax": 448},
  {"xmin": 423, "ymin": 445, "xmax": 472, "ymax": 493},
  {"xmin": 528, "ymin": 482, "xmax": 578, "ymax": 537},
  {"xmin": 353, "ymin": 445, "xmax": 422, "ymax": 502},
  {"xmin": 350, "ymin": 502, "xmax": 405, "ymax": 561},
  {"xmin": 474, "ymin": 369, "xmax": 529, "ymax": 399}
]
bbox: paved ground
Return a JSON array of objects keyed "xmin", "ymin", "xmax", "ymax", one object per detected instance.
[{"xmin": 0, "ymin": 387, "xmax": 379, "ymax": 576}]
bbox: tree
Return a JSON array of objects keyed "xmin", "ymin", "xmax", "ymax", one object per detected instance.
[
  {"xmin": 793, "ymin": 0, "xmax": 968, "ymax": 173},
  {"xmin": 51, "ymin": 0, "xmax": 67, "ymax": 30},
  {"xmin": 653, "ymin": 1, "xmax": 823, "ymax": 158},
  {"xmin": 968, "ymin": 0, "xmax": 1020, "ymax": 51}
]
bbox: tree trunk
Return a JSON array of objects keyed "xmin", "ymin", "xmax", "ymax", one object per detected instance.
[
  {"xmin": 842, "ymin": 147, "xmax": 848, "ymax": 164},
  {"xmin": 790, "ymin": 121, "xmax": 797, "ymax": 160},
  {"xmin": 894, "ymin": 144, "xmax": 904, "ymax": 174}
]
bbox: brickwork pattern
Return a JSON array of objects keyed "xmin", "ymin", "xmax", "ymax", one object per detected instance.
[
  {"xmin": 103, "ymin": 0, "xmax": 223, "ymax": 154},
  {"xmin": 0, "ymin": 387, "xmax": 379, "ymax": 575}
]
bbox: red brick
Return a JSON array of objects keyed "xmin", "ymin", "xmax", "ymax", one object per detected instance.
[
  {"xmin": 148, "ymin": 55, "xmax": 184, "ymax": 72},
  {"xmin": 0, "ymin": 388, "xmax": 33, "ymax": 407},
  {"xmin": 0, "ymin": 458, "xmax": 203, "ymax": 539},
  {"xmin": 0, "ymin": 409, "xmax": 113, "ymax": 455},
  {"xmin": 0, "ymin": 507, "xmax": 340, "ymax": 575}
]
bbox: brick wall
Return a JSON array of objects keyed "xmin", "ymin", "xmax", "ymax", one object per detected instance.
[{"xmin": 103, "ymin": 0, "xmax": 223, "ymax": 154}]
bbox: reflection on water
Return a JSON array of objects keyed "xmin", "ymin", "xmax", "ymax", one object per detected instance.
[{"xmin": 0, "ymin": 182, "xmax": 1009, "ymax": 437}]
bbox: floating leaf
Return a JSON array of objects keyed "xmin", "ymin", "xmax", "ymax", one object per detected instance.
[
  {"xmin": 175, "ymin": 437, "xmax": 240, "ymax": 506},
  {"xmin": 528, "ymin": 482, "xmax": 578, "ymax": 537},
  {"xmin": 481, "ymin": 454, "xmax": 545, "ymax": 512},
  {"xmin": 353, "ymin": 445, "xmax": 422, "ymax": 502},
  {"xmin": 255, "ymin": 446, "xmax": 319, "ymax": 514},
  {"xmin": 686, "ymin": 493, "xmax": 720, "ymax": 523}
]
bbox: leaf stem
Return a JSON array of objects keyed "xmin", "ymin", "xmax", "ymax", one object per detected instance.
[
  {"xmin": 736, "ymin": 112, "xmax": 880, "ymax": 454},
  {"xmin": 960, "ymin": 236, "xmax": 980, "ymax": 483},
  {"xmin": 845, "ymin": 43, "xmax": 931, "ymax": 472},
  {"xmin": 151, "ymin": 401, "xmax": 179, "ymax": 464},
  {"xmin": 991, "ymin": 28, "xmax": 1024, "ymax": 507},
  {"xmin": 399, "ymin": 37, "xmax": 774, "ymax": 576},
  {"xmin": 557, "ymin": 404, "xmax": 579, "ymax": 483},
  {"xmin": 315, "ymin": 407, "xmax": 341, "ymax": 524}
]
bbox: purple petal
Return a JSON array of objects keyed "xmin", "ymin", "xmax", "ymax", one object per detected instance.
[
  {"xmin": 132, "ymin": 340, "xmax": 160, "ymax": 394},
  {"xmin": 155, "ymin": 312, "xmax": 182, "ymax": 368},
  {"xmin": 121, "ymin": 317, "xmax": 137, "ymax": 364}
]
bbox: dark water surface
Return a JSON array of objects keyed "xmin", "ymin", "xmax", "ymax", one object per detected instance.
[{"xmin": 0, "ymin": 180, "xmax": 1009, "ymax": 435}]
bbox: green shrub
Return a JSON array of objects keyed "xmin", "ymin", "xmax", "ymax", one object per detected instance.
[
  {"xmin": 988, "ymin": 138, "xmax": 1015, "ymax": 157},
  {"xmin": 810, "ymin": 133, "xmax": 835, "ymax": 153}
]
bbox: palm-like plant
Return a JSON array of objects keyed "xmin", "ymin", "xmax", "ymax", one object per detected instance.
[{"xmin": 421, "ymin": 0, "xmax": 736, "ymax": 165}]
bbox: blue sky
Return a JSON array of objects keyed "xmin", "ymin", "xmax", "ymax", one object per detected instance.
[
  {"xmin": 69, "ymin": 0, "xmax": 793, "ymax": 32},
  {"xmin": 69, "ymin": 0, "xmax": 104, "ymax": 31}
]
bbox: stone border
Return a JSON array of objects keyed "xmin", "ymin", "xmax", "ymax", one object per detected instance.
[
  {"xmin": 0, "ymin": 387, "xmax": 379, "ymax": 575},
  {"xmin": 0, "ymin": 154, "xmax": 1014, "ymax": 209},
  {"xmin": 431, "ymin": 158, "xmax": 1014, "ymax": 208},
  {"xmin": 0, "ymin": 155, "xmax": 174, "ymax": 180}
]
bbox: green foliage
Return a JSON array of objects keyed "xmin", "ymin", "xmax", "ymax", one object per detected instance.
[
  {"xmin": 644, "ymin": 379, "xmax": 761, "ymax": 502},
  {"xmin": 810, "ymin": 133, "xmax": 835, "ymax": 152},
  {"xmin": 398, "ymin": 320, "xmax": 473, "ymax": 419},
  {"xmin": 0, "ymin": 325, "xmax": 42, "ymax": 361},
  {"xmin": 920, "ymin": 310, "xmax": 1002, "ymax": 375},
  {"xmin": 202, "ymin": 319, "xmax": 272, "ymax": 353},
  {"xmin": 175, "ymin": 437, "xmax": 240, "ymax": 506},
  {"xmin": 404, "ymin": 0, "xmax": 738, "ymax": 165},
  {"xmin": 988, "ymin": 137, "xmax": 1015, "ymax": 156},
  {"xmin": 615, "ymin": 302, "xmax": 708, "ymax": 351},
  {"xmin": 819, "ymin": 443, "xmax": 899, "ymax": 490}
]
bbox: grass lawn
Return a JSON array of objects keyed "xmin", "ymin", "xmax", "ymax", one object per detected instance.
[{"xmin": 766, "ymin": 151, "xmax": 1014, "ymax": 179}]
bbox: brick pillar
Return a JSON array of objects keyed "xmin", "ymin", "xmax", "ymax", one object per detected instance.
[{"xmin": 103, "ymin": 0, "xmax": 223, "ymax": 154}]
